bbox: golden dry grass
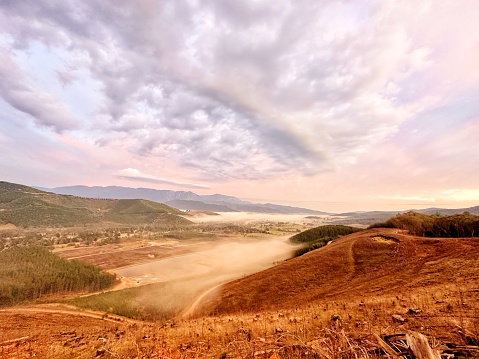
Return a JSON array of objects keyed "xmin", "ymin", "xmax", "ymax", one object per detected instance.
[
  {"xmin": 2, "ymin": 228, "xmax": 479, "ymax": 358},
  {"xmin": 2, "ymin": 287, "xmax": 478, "ymax": 358},
  {"xmin": 199, "ymin": 229, "xmax": 479, "ymax": 315}
]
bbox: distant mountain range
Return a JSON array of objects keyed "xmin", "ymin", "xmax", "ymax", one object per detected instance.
[
  {"xmin": 331, "ymin": 206, "xmax": 479, "ymax": 226},
  {"xmin": 9, "ymin": 182, "xmax": 478, "ymax": 224},
  {"xmin": 42, "ymin": 185, "xmax": 327, "ymax": 215}
]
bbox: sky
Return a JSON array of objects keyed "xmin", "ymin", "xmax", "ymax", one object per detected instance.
[{"xmin": 0, "ymin": 0, "xmax": 478, "ymax": 213}]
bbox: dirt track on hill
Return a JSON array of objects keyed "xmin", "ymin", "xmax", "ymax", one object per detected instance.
[
  {"xmin": 180, "ymin": 282, "xmax": 224, "ymax": 318},
  {"xmin": 199, "ymin": 228, "xmax": 479, "ymax": 315},
  {"xmin": 0, "ymin": 304, "xmax": 142, "ymax": 325}
]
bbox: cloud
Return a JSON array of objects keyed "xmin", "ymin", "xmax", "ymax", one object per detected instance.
[
  {"xmin": 376, "ymin": 195, "xmax": 436, "ymax": 203},
  {"xmin": 1, "ymin": 0, "xmax": 478, "ymax": 184},
  {"xmin": 440, "ymin": 189, "xmax": 479, "ymax": 202},
  {"xmin": 115, "ymin": 168, "xmax": 210, "ymax": 190},
  {"xmin": 0, "ymin": 52, "xmax": 79, "ymax": 132}
]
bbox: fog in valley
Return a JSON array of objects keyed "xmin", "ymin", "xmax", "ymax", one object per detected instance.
[
  {"xmin": 114, "ymin": 235, "xmax": 301, "ymax": 318},
  {"xmin": 184, "ymin": 212, "xmax": 330, "ymax": 224}
]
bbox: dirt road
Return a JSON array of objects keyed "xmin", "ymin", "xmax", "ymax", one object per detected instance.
[
  {"xmin": 181, "ymin": 282, "xmax": 224, "ymax": 318},
  {"xmin": 0, "ymin": 304, "xmax": 143, "ymax": 324}
]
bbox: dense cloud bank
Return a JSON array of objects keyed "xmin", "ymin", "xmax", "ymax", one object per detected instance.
[{"xmin": 1, "ymin": 1, "xmax": 478, "ymax": 207}]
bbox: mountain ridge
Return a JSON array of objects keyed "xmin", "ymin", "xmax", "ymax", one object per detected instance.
[
  {"xmin": 33, "ymin": 184, "xmax": 479, "ymax": 218},
  {"xmin": 44, "ymin": 185, "xmax": 328, "ymax": 215}
]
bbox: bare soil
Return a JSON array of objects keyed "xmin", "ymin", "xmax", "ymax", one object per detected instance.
[{"xmin": 55, "ymin": 239, "xmax": 210, "ymax": 270}]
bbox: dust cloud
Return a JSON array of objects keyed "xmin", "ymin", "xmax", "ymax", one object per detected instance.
[{"xmin": 114, "ymin": 236, "xmax": 302, "ymax": 318}]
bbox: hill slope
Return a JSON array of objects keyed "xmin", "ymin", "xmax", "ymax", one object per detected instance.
[
  {"xmin": 0, "ymin": 181, "xmax": 191, "ymax": 227},
  {"xmin": 201, "ymin": 228, "xmax": 479, "ymax": 314}
]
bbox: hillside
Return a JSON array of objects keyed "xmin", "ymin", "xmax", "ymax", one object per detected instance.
[
  {"xmin": 200, "ymin": 228, "xmax": 479, "ymax": 314},
  {"xmin": 0, "ymin": 181, "xmax": 191, "ymax": 228},
  {"xmin": 2, "ymin": 229, "xmax": 479, "ymax": 357},
  {"xmin": 103, "ymin": 198, "xmax": 190, "ymax": 226},
  {"xmin": 290, "ymin": 224, "xmax": 362, "ymax": 256}
]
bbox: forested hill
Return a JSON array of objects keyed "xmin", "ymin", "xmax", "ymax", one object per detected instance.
[{"xmin": 0, "ymin": 181, "xmax": 191, "ymax": 228}]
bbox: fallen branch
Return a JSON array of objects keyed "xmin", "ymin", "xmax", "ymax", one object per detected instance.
[
  {"xmin": 406, "ymin": 332, "xmax": 441, "ymax": 359},
  {"xmin": 374, "ymin": 334, "xmax": 401, "ymax": 358}
]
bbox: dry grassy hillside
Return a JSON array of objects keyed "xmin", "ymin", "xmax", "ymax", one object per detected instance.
[
  {"xmin": 2, "ymin": 228, "xmax": 479, "ymax": 358},
  {"xmin": 0, "ymin": 181, "xmax": 190, "ymax": 228},
  {"xmin": 200, "ymin": 228, "xmax": 479, "ymax": 314}
]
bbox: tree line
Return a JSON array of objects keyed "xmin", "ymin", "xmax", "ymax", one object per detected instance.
[
  {"xmin": 0, "ymin": 246, "xmax": 117, "ymax": 306},
  {"xmin": 290, "ymin": 225, "xmax": 361, "ymax": 243},
  {"xmin": 369, "ymin": 211, "xmax": 479, "ymax": 237},
  {"xmin": 290, "ymin": 225, "xmax": 361, "ymax": 256}
]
